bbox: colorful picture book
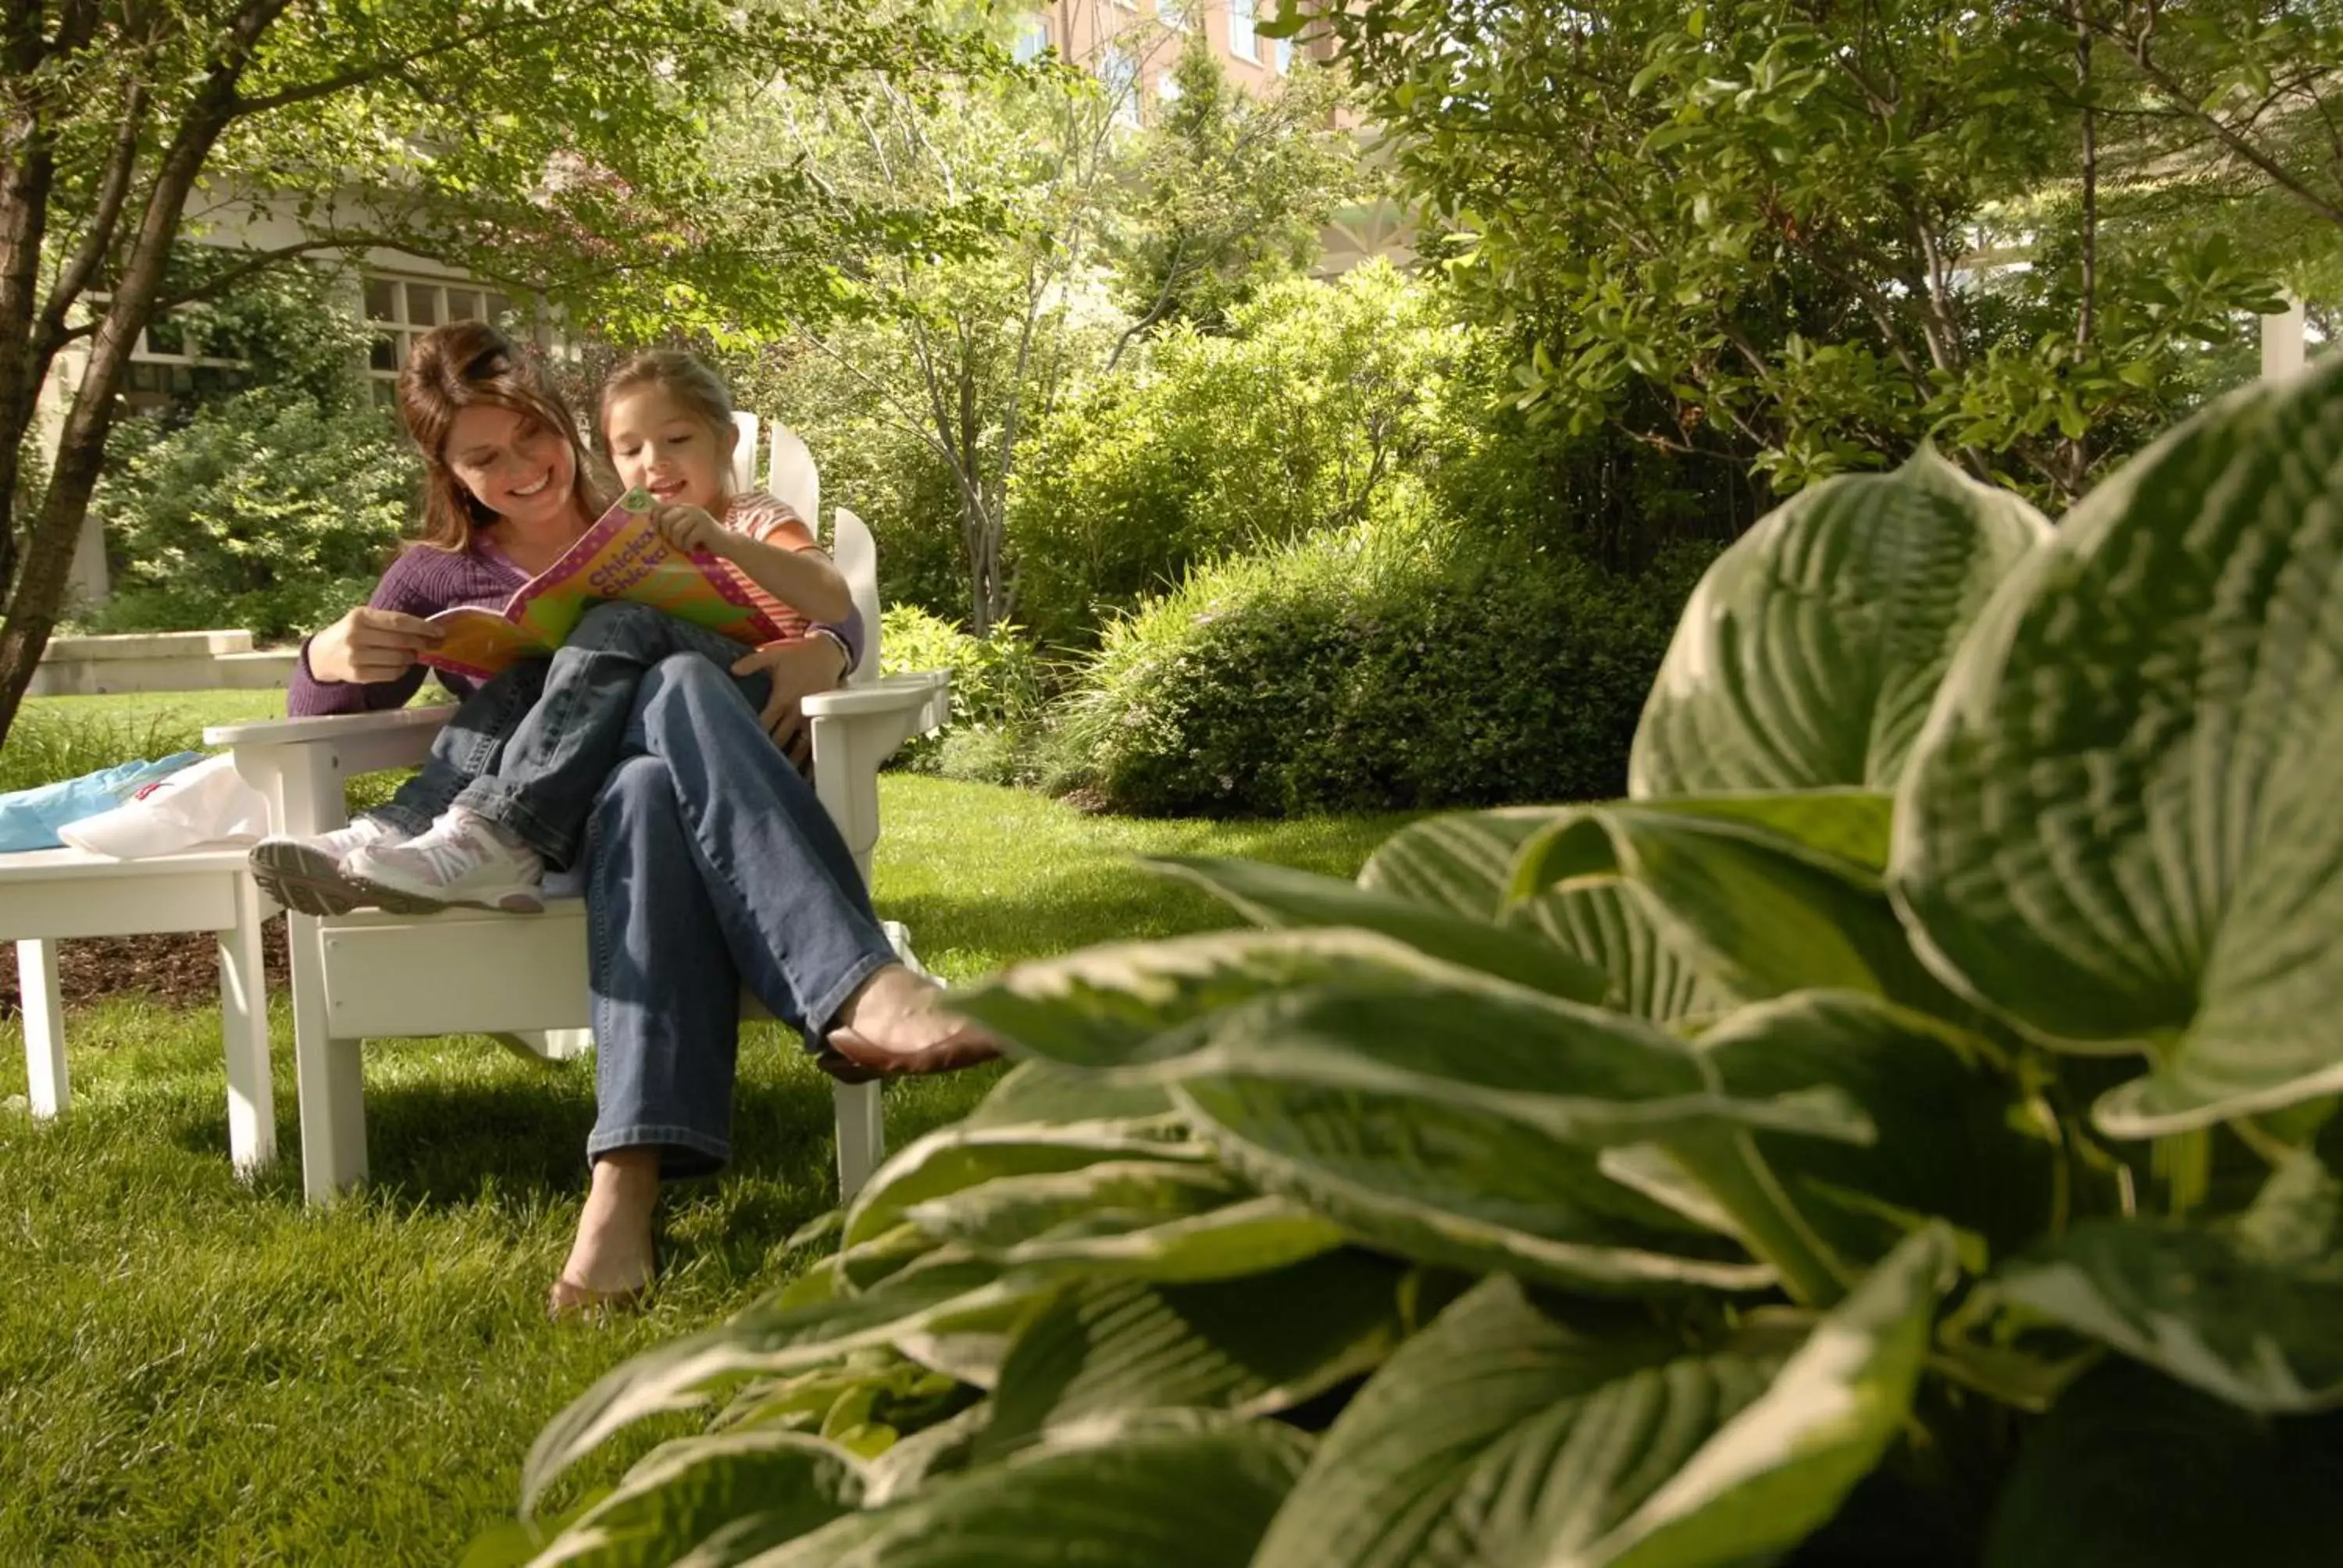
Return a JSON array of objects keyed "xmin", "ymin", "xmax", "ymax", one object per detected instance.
[{"xmin": 420, "ymin": 487, "xmax": 786, "ymax": 680}]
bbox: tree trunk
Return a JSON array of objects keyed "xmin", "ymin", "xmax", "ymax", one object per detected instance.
[{"xmin": 0, "ymin": 0, "xmax": 284, "ymax": 743}]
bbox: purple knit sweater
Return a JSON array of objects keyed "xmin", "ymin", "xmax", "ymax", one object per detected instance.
[{"xmin": 288, "ymin": 541, "xmax": 865, "ymax": 716}]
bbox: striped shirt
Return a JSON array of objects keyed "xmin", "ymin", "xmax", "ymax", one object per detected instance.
[{"xmin": 718, "ymin": 490, "xmax": 827, "ymax": 642}]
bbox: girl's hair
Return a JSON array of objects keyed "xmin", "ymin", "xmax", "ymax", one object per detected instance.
[
  {"xmin": 598, "ymin": 349, "xmax": 740, "ymax": 500},
  {"xmin": 396, "ymin": 321, "xmax": 613, "ymax": 553}
]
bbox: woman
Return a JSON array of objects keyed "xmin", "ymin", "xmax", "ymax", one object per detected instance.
[{"xmin": 285, "ymin": 322, "xmax": 996, "ymax": 1315}]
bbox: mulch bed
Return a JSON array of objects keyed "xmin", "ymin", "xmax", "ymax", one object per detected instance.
[{"xmin": 0, "ymin": 918, "xmax": 291, "ymax": 1017}]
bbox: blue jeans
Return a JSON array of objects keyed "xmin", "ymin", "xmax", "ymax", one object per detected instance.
[
  {"xmin": 580, "ymin": 651, "xmax": 898, "ymax": 1178},
  {"xmin": 449, "ymin": 601, "xmax": 767, "ymax": 869},
  {"xmin": 368, "ymin": 661, "xmax": 549, "ymax": 836}
]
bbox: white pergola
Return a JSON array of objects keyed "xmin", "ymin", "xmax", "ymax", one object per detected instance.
[{"xmin": 2263, "ymin": 294, "xmax": 2308, "ymax": 380}]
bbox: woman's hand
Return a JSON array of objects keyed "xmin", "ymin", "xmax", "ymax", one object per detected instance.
[
  {"xmin": 308, "ymin": 606, "xmax": 443, "ymax": 685},
  {"xmin": 651, "ymin": 503, "xmax": 728, "ymax": 558},
  {"xmin": 730, "ymin": 636, "xmax": 851, "ymax": 773}
]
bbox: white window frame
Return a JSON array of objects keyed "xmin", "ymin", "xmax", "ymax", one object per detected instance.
[
  {"xmin": 364, "ymin": 273, "xmax": 516, "ymax": 403},
  {"xmin": 1229, "ymin": 0, "xmax": 1258, "ymax": 62},
  {"xmin": 1101, "ymin": 45, "xmax": 1142, "ymax": 127},
  {"xmin": 1013, "ymin": 15, "xmax": 1052, "ymax": 62},
  {"xmin": 104, "ymin": 301, "xmax": 249, "ymax": 409}
]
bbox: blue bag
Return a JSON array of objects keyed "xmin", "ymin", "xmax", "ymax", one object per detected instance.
[{"xmin": 0, "ymin": 751, "xmax": 205, "ymax": 852}]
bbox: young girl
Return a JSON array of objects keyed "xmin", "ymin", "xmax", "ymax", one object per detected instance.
[{"xmin": 254, "ymin": 347, "xmax": 855, "ymax": 915}]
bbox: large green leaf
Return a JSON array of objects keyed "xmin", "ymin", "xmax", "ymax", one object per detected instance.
[
  {"xmin": 1164, "ymin": 986, "xmax": 1821, "ymax": 1293},
  {"xmin": 1653, "ymin": 790, "xmax": 1897, "ymax": 873},
  {"xmin": 1983, "ymin": 1360, "xmax": 2343, "ymax": 1568},
  {"xmin": 1516, "ymin": 882, "xmax": 1735, "ymax": 1025},
  {"xmin": 1632, "ymin": 445, "xmax": 2048, "ymax": 795},
  {"xmin": 1562, "ymin": 1224, "xmax": 1953, "ymax": 1566},
  {"xmin": 1157, "ymin": 983, "xmax": 1872, "ymax": 1151},
  {"xmin": 1892, "ymin": 356, "xmax": 2343, "ymax": 1134},
  {"xmin": 522, "ymin": 1260, "xmax": 1026, "ymax": 1508},
  {"xmin": 843, "ymin": 1125, "xmax": 1214, "ymax": 1249},
  {"xmin": 521, "ymin": 1430, "xmax": 863, "ymax": 1568},
  {"xmin": 900, "ymin": 1160, "xmax": 1246, "ymax": 1253},
  {"xmin": 954, "ymin": 927, "xmax": 1469, "ymax": 1070},
  {"xmin": 975, "ymin": 1196, "xmax": 1350, "ymax": 1284},
  {"xmin": 1145, "ymin": 853, "xmax": 1607, "ymax": 1003},
  {"xmin": 976, "ymin": 1250, "xmax": 1414, "ymax": 1459},
  {"xmin": 1697, "ymin": 991, "xmax": 2057, "ymax": 1270},
  {"xmin": 745, "ymin": 1414, "xmax": 1311, "ymax": 1568},
  {"xmin": 1258, "ymin": 1226, "xmax": 1954, "ymax": 1568},
  {"xmin": 1992, "ymin": 1160, "xmax": 2343, "ymax": 1413},
  {"xmin": 1362, "ymin": 800, "xmax": 1894, "ymax": 1025},
  {"xmin": 1358, "ymin": 806, "xmax": 1559, "ymax": 918},
  {"xmin": 1363, "ymin": 807, "xmax": 1731, "ymax": 1022},
  {"xmin": 961, "ymin": 1060, "xmax": 1180, "ymax": 1131},
  {"xmin": 1510, "ymin": 806, "xmax": 1951, "ymax": 1012},
  {"xmin": 1251, "ymin": 1277, "xmax": 1767, "ymax": 1568}
]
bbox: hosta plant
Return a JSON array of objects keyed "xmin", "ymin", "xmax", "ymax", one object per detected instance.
[{"xmin": 475, "ymin": 356, "xmax": 2343, "ymax": 1568}]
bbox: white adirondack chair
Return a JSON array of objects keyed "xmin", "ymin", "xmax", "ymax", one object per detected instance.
[
  {"xmin": 2, "ymin": 843, "xmax": 275, "ymax": 1174},
  {"xmin": 207, "ymin": 434, "xmax": 944, "ymax": 1206}
]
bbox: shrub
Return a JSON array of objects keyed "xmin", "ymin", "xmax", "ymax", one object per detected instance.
[
  {"xmin": 1040, "ymin": 499, "xmax": 1709, "ymax": 815},
  {"xmin": 879, "ymin": 604, "xmax": 1047, "ymax": 778},
  {"xmin": 84, "ymin": 392, "xmax": 415, "ymax": 640},
  {"xmin": 493, "ymin": 357, "xmax": 2343, "ymax": 1568},
  {"xmin": 1007, "ymin": 262, "xmax": 1480, "ymax": 647}
]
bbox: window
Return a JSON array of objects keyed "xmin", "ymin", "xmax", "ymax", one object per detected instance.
[
  {"xmin": 115, "ymin": 304, "xmax": 249, "ymax": 412},
  {"xmin": 1273, "ymin": 5, "xmax": 1293, "ymax": 74},
  {"xmin": 1160, "ymin": 1, "xmax": 1196, "ymax": 30},
  {"xmin": 365, "ymin": 273, "xmax": 515, "ymax": 404},
  {"xmin": 1229, "ymin": 0, "xmax": 1257, "ymax": 62},
  {"xmin": 1013, "ymin": 15, "xmax": 1051, "ymax": 62},
  {"xmin": 1159, "ymin": 69, "xmax": 1182, "ymax": 102},
  {"xmin": 1100, "ymin": 45, "xmax": 1141, "ymax": 127}
]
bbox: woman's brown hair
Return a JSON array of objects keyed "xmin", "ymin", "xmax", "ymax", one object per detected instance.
[
  {"xmin": 597, "ymin": 349, "xmax": 740, "ymax": 501},
  {"xmin": 397, "ymin": 321, "xmax": 614, "ymax": 552}
]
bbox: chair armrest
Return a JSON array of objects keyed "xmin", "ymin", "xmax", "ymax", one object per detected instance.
[
  {"xmin": 205, "ymin": 705, "xmax": 453, "ymax": 752},
  {"xmin": 209, "ymin": 707, "xmax": 452, "ymax": 837},
  {"xmin": 799, "ymin": 670, "xmax": 947, "ymax": 722}
]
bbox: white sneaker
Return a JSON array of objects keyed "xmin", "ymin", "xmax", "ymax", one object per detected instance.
[
  {"xmin": 249, "ymin": 818, "xmax": 411, "ymax": 916},
  {"xmin": 345, "ymin": 807, "xmax": 545, "ymax": 914}
]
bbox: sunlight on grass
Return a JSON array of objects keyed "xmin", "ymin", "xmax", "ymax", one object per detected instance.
[{"xmin": 0, "ymin": 757, "xmax": 1403, "ymax": 1565}]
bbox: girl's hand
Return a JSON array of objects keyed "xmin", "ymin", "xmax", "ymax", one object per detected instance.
[
  {"xmin": 309, "ymin": 606, "xmax": 443, "ymax": 684},
  {"xmin": 651, "ymin": 503, "xmax": 729, "ymax": 558},
  {"xmin": 731, "ymin": 636, "xmax": 851, "ymax": 774}
]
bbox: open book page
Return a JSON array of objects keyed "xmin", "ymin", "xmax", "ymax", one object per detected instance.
[
  {"xmin": 423, "ymin": 607, "xmax": 552, "ymax": 682},
  {"xmin": 417, "ymin": 489, "xmax": 790, "ymax": 681}
]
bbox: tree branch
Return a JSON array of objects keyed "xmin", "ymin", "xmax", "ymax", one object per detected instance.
[
  {"xmin": 33, "ymin": 83, "xmax": 148, "ymax": 358},
  {"xmin": 2108, "ymin": 16, "xmax": 2343, "ymax": 229}
]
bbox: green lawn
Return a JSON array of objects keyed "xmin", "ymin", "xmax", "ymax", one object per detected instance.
[{"xmin": 0, "ymin": 696, "xmax": 1405, "ymax": 1565}]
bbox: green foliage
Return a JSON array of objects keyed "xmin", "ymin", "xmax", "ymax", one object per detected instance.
[
  {"xmin": 1106, "ymin": 48, "xmax": 1361, "ymax": 337},
  {"xmin": 879, "ymin": 604, "xmax": 1046, "ymax": 777},
  {"xmin": 85, "ymin": 392, "xmax": 415, "ymax": 641},
  {"xmin": 490, "ymin": 353, "xmax": 2343, "ymax": 1566},
  {"xmin": 1308, "ymin": 0, "xmax": 2305, "ymax": 504},
  {"xmin": 722, "ymin": 42, "xmax": 1366, "ymax": 636},
  {"xmin": 1040, "ymin": 504, "xmax": 1707, "ymax": 816},
  {"xmin": 1009, "ymin": 262, "xmax": 1474, "ymax": 647}
]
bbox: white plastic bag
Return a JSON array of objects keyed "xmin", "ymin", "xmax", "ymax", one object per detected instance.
[{"xmin": 58, "ymin": 754, "xmax": 268, "ymax": 859}]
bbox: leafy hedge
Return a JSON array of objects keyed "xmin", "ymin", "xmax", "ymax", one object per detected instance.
[
  {"xmin": 1008, "ymin": 262, "xmax": 1475, "ymax": 648},
  {"xmin": 1040, "ymin": 503, "xmax": 1710, "ymax": 815},
  {"xmin": 484, "ymin": 354, "xmax": 2343, "ymax": 1567},
  {"xmin": 879, "ymin": 605, "xmax": 1046, "ymax": 777},
  {"xmin": 84, "ymin": 392, "xmax": 415, "ymax": 640}
]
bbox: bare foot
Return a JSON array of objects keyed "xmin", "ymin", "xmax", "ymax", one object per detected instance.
[
  {"xmin": 823, "ymin": 964, "xmax": 1001, "ymax": 1082},
  {"xmin": 551, "ymin": 1148, "xmax": 660, "ymax": 1316}
]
